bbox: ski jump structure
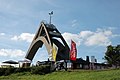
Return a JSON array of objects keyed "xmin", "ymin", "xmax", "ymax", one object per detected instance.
[{"xmin": 22, "ymin": 21, "xmax": 70, "ymax": 67}]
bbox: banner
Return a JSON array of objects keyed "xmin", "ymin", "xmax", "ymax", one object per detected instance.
[
  {"xmin": 70, "ymin": 40, "xmax": 77, "ymax": 61},
  {"xmin": 52, "ymin": 43, "xmax": 58, "ymax": 61}
]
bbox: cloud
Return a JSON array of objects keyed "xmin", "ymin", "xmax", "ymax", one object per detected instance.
[
  {"xmin": 10, "ymin": 28, "xmax": 115, "ymax": 47},
  {"xmin": 62, "ymin": 28, "xmax": 113, "ymax": 46},
  {"xmin": 11, "ymin": 33, "xmax": 34, "ymax": 42},
  {"xmin": 0, "ymin": 33, "xmax": 5, "ymax": 36},
  {"xmin": 84, "ymin": 30, "xmax": 111, "ymax": 46},
  {"xmin": 79, "ymin": 31, "xmax": 93, "ymax": 38},
  {"xmin": 62, "ymin": 32, "xmax": 82, "ymax": 46},
  {"xmin": 84, "ymin": 28, "xmax": 112, "ymax": 46},
  {"xmin": 0, "ymin": 49, "xmax": 25, "ymax": 58}
]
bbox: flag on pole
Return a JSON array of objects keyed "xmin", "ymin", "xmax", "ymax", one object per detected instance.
[
  {"xmin": 70, "ymin": 40, "xmax": 77, "ymax": 61},
  {"xmin": 52, "ymin": 43, "xmax": 58, "ymax": 61}
]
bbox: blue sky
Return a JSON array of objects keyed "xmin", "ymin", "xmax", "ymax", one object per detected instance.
[{"xmin": 0, "ymin": 0, "xmax": 120, "ymax": 64}]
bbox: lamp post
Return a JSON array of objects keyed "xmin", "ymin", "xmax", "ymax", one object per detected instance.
[{"xmin": 49, "ymin": 11, "xmax": 53, "ymax": 24}]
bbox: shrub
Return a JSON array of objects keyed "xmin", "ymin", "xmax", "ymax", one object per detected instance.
[
  {"xmin": 14, "ymin": 68, "xmax": 30, "ymax": 73},
  {"xmin": 4, "ymin": 68, "xmax": 15, "ymax": 76},
  {"xmin": 31, "ymin": 65, "xmax": 50, "ymax": 75},
  {"xmin": 0, "ymin": 68, "xmax": 6, "ymax": 76},
  {"xmin": 0, "ymin": 68, "xmax": 30, "ymax": 76},
  {"xmin": 0, "ymin": 65, "xmax": 51, "ymax": 76},
  {"xmin": 0, "ymin": 68, "xmax": 15, "ymax": 76}
]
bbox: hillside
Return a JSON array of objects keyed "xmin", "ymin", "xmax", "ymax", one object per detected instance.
[{"xmin": 0, "ymin": 69, "xmax": 120, "ymax": 80}]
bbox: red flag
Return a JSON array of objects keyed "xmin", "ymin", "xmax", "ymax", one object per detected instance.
[{"xmin": 70, "ymin": 40, "xmax": 77, "ymax": 61}]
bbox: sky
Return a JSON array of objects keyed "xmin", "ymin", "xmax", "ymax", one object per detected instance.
[{"xmin": 0, "ymin": 0, "xmax": 120, "ymax": 65}]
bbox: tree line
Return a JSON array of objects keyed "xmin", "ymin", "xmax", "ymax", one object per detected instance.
[{"xmin": 104, "ymin": 45, "xmax": 120, "ymax": 68}]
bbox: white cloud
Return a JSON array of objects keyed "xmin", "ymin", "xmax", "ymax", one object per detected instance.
[
  {"xmin": 0, "ymin": 33, "xmax": 5, "ymax": 36},
  {"xmin": 62, "ymin": 32, "xmax": 82, "ymax": 46},
  {"xmin": 11, "ymin": 33, "xmax": 34, "ymax": 42},
  {"xmin": 79, "ymin": 31, "xmax": 93, "ymax": 38},
  {"xmin": 10, "ymin": 28, "xmax": 114, "ymax": 46},
  {"xmin": 0, "ymin": 49, "xmax": 25, "ymax": 58},
  {"xmin": 62, "ymin": 28, "xmax": 113, "ymax": 46},
  {"xmin": 84, "ymin": 28, "xmax": 112, "ymax": 46}
]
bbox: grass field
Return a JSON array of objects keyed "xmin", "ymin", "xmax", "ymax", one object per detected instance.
[{"xmin": 0, "ymin": 69, "xmax": 120, "ymax": 80}]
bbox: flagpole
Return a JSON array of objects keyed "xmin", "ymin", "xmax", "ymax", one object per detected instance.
[{"xmin": 49, "ymin": 11, "xmax": 53, "ymax": 24}]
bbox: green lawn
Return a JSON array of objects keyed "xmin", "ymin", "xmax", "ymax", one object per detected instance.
[{"xmin": 0, "ymin": 69, "xmax": 120, "ymax": 80}]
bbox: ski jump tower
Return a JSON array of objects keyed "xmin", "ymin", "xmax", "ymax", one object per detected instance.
[{"xmin": 22, "ymin": 21, "xmax": 70, "ymax": 67}]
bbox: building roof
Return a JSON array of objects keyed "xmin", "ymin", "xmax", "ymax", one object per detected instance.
[{"xmin": 71, "ymin": 58, "xmax": 89, "ymax": 64}]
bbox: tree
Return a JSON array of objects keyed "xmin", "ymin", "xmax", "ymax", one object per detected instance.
[{"xmin": 104, "ymin": 45, "xmax": 120, "ymax": 68}]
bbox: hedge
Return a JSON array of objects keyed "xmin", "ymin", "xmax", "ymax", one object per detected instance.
[
  {"xmin": 0, "ymin": 65, "xmax": 51, "ymax": 76},
  {"xmin": 31, "ymin": 65, "xmax": 50, "ymax": 75}
]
